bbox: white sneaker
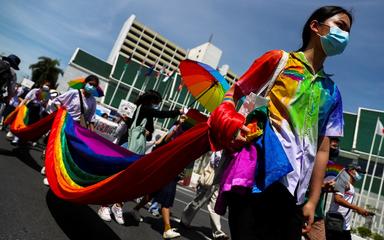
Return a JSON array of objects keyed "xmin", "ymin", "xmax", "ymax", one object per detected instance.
[
  {"xmin": 150, "ymin": 208, "xmax": 160, "ymax": 217},
  {"xmin": 111, "ymin": 204, "xmax": 125, "ymax": 225},
  {"xmin": 98, "ymin": 206, "xmax": 111, "ymax": 222},
  {"xmin": 41, "ymin": 167, "xmax": 46, "ymax": 175},
  {"xmin": 6, "ymin": 131, "xmax": 14, "ymax": 140},
  {"xmin": 163, "ymin": 228, "xmax": 180, "ymax": 239},
  {"xmin": 43, "ymin": 177, "xmax": 49, "ymax": 186},
  {"xmin": 11, "ymin": 138, "xmax": 18, "ymax": 145}
]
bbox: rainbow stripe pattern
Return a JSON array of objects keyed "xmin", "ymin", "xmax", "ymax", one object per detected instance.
[
  {"xmin": 236, "ymin": 50, "xmax": 344, "ymax": 203},
  {"xmin": 7, "ymin": 106, "xmax": 209, "ymax": 204},
  {"xmin": 68, "ymin": 78, "xmax": 86, "ymax": 89},
  {"xmin": 68, "ymin": 78, "xmax": 104, "ymax": 97},
  {"xmin": 325, "ymin": 162, "xmax": 344, "ymax": 180}
]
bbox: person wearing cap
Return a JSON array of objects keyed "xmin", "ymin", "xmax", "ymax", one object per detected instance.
[
  {"xmin": 0, "ymin": 54, "xmax": 21, "ymax": 101},
  {"xmin": 326, "ymin": 164, "xmax": 370, "ymax": 240}
]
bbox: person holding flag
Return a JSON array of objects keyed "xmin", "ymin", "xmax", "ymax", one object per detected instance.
[{"xmin": 326, "ymin": 164, "xmax": 371, "ymax": 240}]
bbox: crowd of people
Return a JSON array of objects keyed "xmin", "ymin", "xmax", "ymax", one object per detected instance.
[{"xmin": 0, "ymin": 5, "xmax": 376, "ymax": 240}]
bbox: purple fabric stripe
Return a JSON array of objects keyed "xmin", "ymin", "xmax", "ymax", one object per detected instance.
[{"xmin": 73, "ymin": 122, "xmax": 133, "ymax": 158}]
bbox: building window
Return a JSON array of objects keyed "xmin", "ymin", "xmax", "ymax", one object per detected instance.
[
  {"xmin": 166, "ymin": 43, "xmax": 176, "ymax": 51},
  {"xmin": 144, "ymin": 29, "xmax": 155, "ymax": 39},
  {"xmin": 155, "ymin": 37, "xmax": 165, "ymax": 45},
  {"xmin": 130, "ymin": 30, "xmax": 141, "ymax": 39},
  {"xmin": 132, "ymin": 23, "xmax": 143, "ymax": 32}
]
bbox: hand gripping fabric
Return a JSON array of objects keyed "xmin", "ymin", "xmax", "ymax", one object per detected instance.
[{"xmin": 207, "ymin": 102, "xmax": 245, "ymax": 151}]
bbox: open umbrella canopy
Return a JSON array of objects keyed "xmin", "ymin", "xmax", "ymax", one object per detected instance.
[{"xmin": 179, "ymin": 59, "xmax": 230, "ymax": 112}]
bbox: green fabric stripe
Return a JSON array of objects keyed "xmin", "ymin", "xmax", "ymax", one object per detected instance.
[{"xmin": 60, "ymin": 117, "xmax": 108, "ymax": 186}]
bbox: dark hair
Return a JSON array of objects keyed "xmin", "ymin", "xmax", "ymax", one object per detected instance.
[
  {"xmin": 135, "ymin": 90, "xmax": 162, "ymax": 106},
  {"xmin": 299, "ymin": 6, "xmax": 353, "ymax": 51},
  {"xmin": 330, "ymin": 136, "xmax": 340, "ymax": 142},
  {"xmin": 84, "ymin": 74, "xmax": 99, "ymax": 85}
]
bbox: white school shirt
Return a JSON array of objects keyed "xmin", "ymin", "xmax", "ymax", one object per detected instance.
[
  {"xmin": 329, "ymin": 183, "xmax": 355, "ymax": 230},
  {"xmin": 49, "ymin": 89, "xmax": 96, "ymax": 122}
]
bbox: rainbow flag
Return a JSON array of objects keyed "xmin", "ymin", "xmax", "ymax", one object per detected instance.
[
  {"xmin": 325, "ymin": 162, "xmax": 344, "ymax": 181},
  {"xmin": 4, "ymin": 105, "xmax": 56, "ymax": 140},
  {"xmin": 7, "ymin": 106, "xmax": 209, "ymax": 204},
  {"xmin": 68, "ymin": 78, "xmax": 104, "ymax": 97},
  {"xmin": 68, "ymin": 78, "xmax": 86, "ymax": 89}
]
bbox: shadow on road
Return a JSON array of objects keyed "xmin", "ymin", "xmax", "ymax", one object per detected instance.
[
  {"xmin": 46, "ymin": 190, "xmax": 121, "ymax": 240},
  {"xmin": 144, "ymin": 215, "xmax": 213, "ymax": 240},
  {"xmin": 0, "ymin": 146, "xmax": 42, "ymax": 172},
  {"xmin": 177, "ymin": 224, "xmax": 214, "ymax": 240}
]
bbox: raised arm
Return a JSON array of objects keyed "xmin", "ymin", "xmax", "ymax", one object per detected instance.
[{"xmin": 208, "ymin": 50, "xmax": 283, "ymax": 151}]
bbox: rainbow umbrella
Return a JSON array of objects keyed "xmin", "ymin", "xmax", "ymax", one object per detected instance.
[
  {"xmin": 68, "ymin": 78, "xmax": 104, "ymax": 97},
  {"xmin": 179, "ymin": 60, "xmax": 230, "ymax": 112}
]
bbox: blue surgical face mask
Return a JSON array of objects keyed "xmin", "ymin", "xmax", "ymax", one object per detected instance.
[
  {"xmin": 319, "ymin": 25, "xmax": 349, "ymax": 56},
  {"xmin": 84, "ymin": 83, "xmax": 98, "ymax": 97},
  {"xmin": 353, "ymin": 172, "xmax": 362, "ymax": 181},
  {"xmin": 151, "ymin": 104, "xmax": 160, "ymax": 110}
]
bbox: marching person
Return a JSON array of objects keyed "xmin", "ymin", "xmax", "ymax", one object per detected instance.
[
  {"xmin": 98, "ymin": 90, "xmax": 182, "ymax": 225},
  {"xmin": 0, "ymin": 54, "xmax": 20, "ymax": 102},
  {"xmin": 181, "ymin": 151, "xmax": 230, "ymax": 240},
  {"xmin": 326, "ymin": 164, "xmax": 371, "ymax": 240},
  {"xmin": 208, "ymin": 6, "xmax": 352, "ymax": 240},
  {"xmin": 41, "ymin": 75, "xmax": 100, "ymax": 185}
]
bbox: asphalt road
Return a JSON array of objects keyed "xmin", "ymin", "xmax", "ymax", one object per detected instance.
[{"xmin": 0, "ymin": 130, "xmax": 230, "ymax": 240}]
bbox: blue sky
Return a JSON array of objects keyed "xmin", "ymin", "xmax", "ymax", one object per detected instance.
[{"xmin": 0, "ymin": 0, "xmax": 383, "ymax": 113}]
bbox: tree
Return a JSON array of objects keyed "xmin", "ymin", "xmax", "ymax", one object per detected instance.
[{"xmin": 29, "ymin": 56, "xmax": 64, "ymax": 88}]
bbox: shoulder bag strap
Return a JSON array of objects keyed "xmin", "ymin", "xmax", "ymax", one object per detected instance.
[
  {"xmin": 130, "ymin": 105, "xmax": 141, "ymax": 129},
  {"xmin": 78, "ymin": 89, "xmax": 85, "ymax": 115},
  {"xmin": 256, "ymin": 51, "xmax": 289, "ymax": 97}
]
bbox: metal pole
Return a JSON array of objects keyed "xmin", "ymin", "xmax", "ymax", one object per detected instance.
[
  {"xmin": 354, "ymin": 124, "xmax": 378, "ymax": 225},
  {"xmin": 365, "ymin": 136, "xmax": 384, "ymax": 208},
  {"xmin": 126, "ymin": 66, "xmax": 142, "ymax": 102},
  {"xmin": 372, "ymin": 136, "xmax": 384, "ymax": 232},
  {"xmin": 109, "ymin": 64, "xmax": 127, "ymax": 106}
]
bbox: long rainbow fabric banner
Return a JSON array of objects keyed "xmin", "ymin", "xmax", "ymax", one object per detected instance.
[
  {"xmin": 5, "ymin": 105, "xmax": 56, "ymax": 140},
  {"xmin": 8, "ymin": 106, "xmax": 210, "ymax": 204}
]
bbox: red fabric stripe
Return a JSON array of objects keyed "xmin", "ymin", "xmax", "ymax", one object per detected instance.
[
  {"xmin": 11, "ymin": 112, "xmax": 57, "ymax": 140},
  {"xmin": 47, "ymin": 110, "xmax": 210, "ymax": 204}
]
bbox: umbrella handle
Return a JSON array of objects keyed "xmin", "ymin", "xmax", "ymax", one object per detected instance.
[{"xmin": 188, "ymin": 81, "xmax": 217, "ymax": 108}]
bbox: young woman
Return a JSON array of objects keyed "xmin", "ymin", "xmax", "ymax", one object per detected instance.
[
  {"xmin": 41, "ymin": 75, "xmax": 100, "ymax": 184},
  {"xmin": 208, "ymin": 6, "xmax": 352, "ymax": 240},
  {"xmin": 48, "ymin": 75, "xmax": 99, "ymax": 128}
]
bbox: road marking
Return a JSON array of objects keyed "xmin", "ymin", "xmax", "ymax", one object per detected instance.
[
  {"xmin": 176, "ymin": 185, "xmax": 196, "ymax": 197},
  {"xmin": 174, "ymin": 191, "xmax": 228, "ymax": 222}
]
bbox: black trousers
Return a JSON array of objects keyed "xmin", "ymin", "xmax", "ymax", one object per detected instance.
[
  {"xmin": 326, "ymin": 229, "xmax": 351, "ymax": 240},
  {"xmin": 227, "ymin": 183, "xmax": 304, "ymax": 240}
]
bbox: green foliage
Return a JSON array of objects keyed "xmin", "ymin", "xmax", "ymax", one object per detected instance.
[
  {"xmin": 29, "ymin": 56, "xmax": 64, "ymax": 88},
  {"xmin": 372, "ymin": 233, "xmax": 384, "ymax": 240},
  {"xmin": 357, "ymin": 226, "xmax": 372, "ymax": 238}
]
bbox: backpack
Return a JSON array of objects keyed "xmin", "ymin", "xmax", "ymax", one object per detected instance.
[
  {"xmin": 127, "ymin": 105, "xmax": 147, "ymax": 155},
  {"xmin": 0, "ymin": 60, "xmax": 12, "ymax": 89}
]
